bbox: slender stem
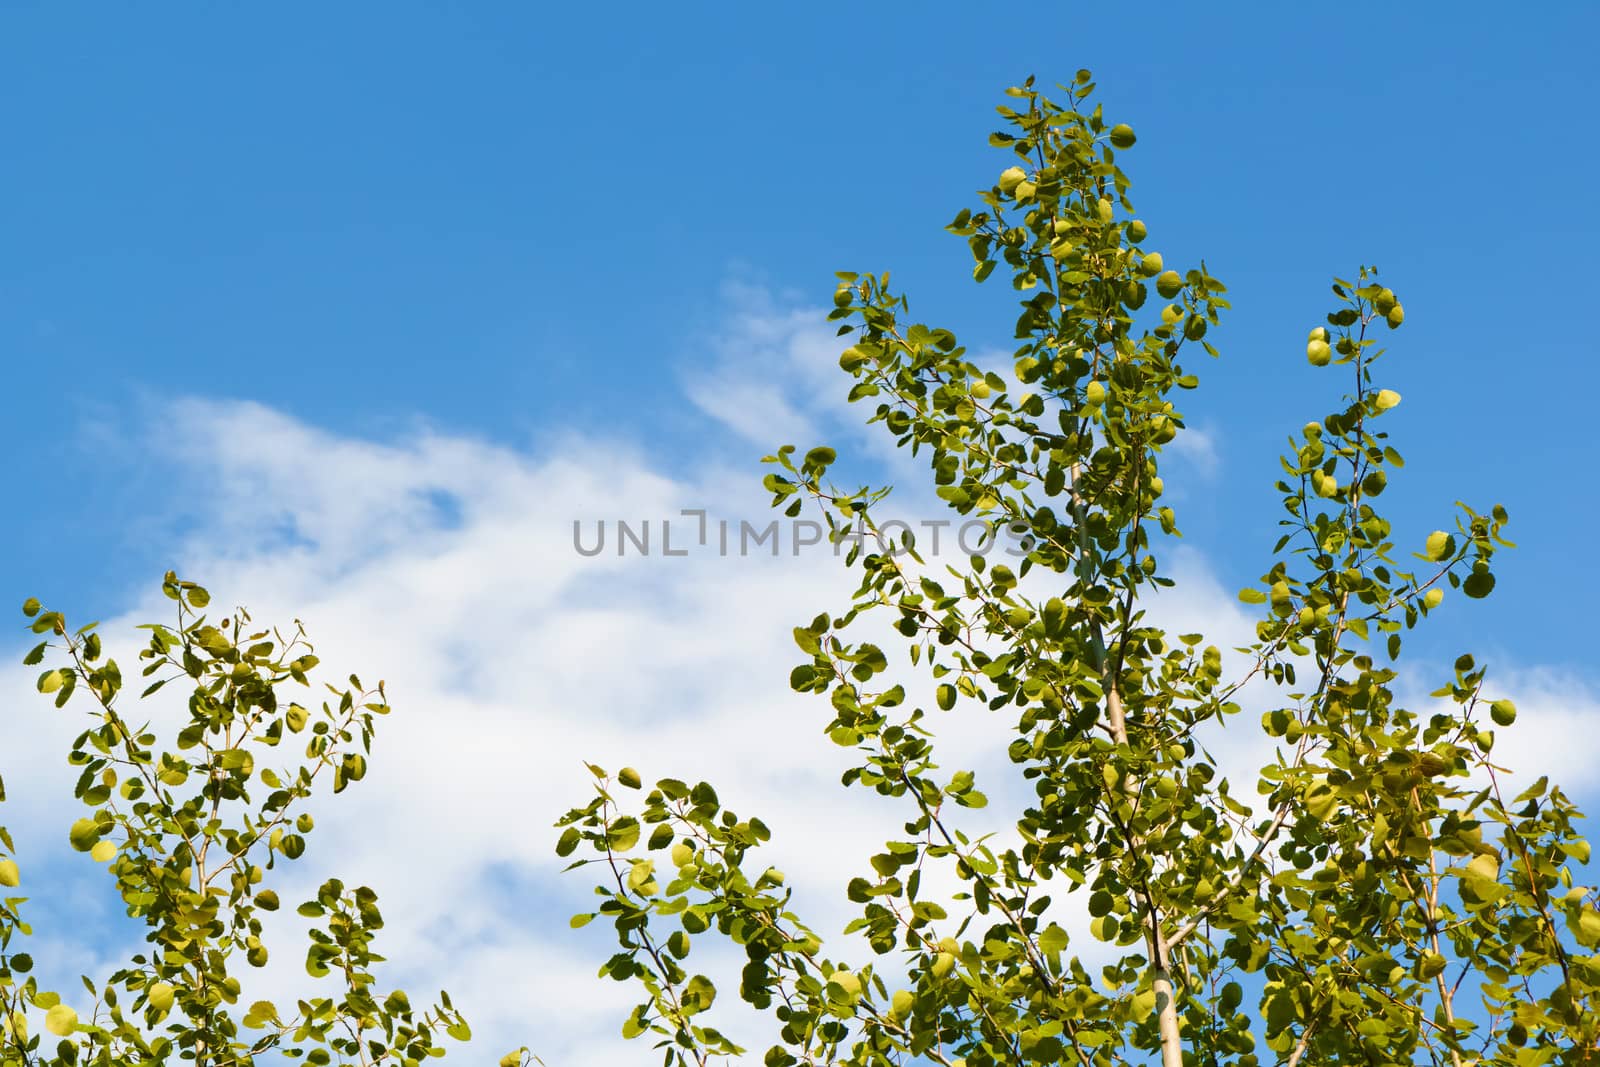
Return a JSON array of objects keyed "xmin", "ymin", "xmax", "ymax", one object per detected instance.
[{"xmin": 1285, "ymin": 1015, "xmax": 1318, "ymax": 1067}]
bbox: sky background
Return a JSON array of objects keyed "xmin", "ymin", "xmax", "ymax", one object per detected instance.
[{"xmin": 3, "ymin": 4, "xmax": 1598, "ymax": 1063}]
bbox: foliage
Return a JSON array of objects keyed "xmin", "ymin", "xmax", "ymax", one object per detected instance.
[
  {"xmin": 557, "ymin": 73, "xmax": 1600, "ymax": 1066},
  {"xmin": 2, "ymin": 574, "xmax": 472, "ymax": 1066}
]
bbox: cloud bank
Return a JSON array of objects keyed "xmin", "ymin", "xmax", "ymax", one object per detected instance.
[{"xmin": 3, "ymin": 288, "xmax": 1594, "ymax": 1064}]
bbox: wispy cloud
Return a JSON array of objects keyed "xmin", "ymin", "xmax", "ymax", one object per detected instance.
[{"xmin": 1167, "ymin": 420, "xmax": 1220, "ymax": 480}]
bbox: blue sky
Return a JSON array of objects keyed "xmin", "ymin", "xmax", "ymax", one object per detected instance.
[
  {"xmin": 7, "ymin": 3, "xmax": 1599, "ymax": 663},
  {"xmin": 3, "ymin": 4, "xmax": 1599, "ymax": 1063}
]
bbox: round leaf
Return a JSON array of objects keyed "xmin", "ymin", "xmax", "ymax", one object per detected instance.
[
  {"xmin": 45, "ymin": 1005, "xmax": 77, "ymax": 1037},
  {"xmin": 68, "ymin": 818, "xmax": 99, "ymax": 852},
  {"xmin": 147, "ymin": 982, "xmax": 175, "ymax": 1013},
  {"xmin": 1463, "ymin": 568, "xmax": 1496, "ymax": 599}
]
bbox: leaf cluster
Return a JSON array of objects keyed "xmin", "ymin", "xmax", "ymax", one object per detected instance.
[
  {"xmin": 559, "ymin": 73, "xmax": 1600, "ymax": 1067},
  {"xmin": 3, "ymin": 575, "xmax": 473, "ymax": 1067}
]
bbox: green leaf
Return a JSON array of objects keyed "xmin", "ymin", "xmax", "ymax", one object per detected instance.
[
  {"xmin": 147, "ymin": 982, "xmax": 176, "ymax": 1013},
  {"xmin": 1269, "ymin": 581, "xmax": 1292, "ymax": 613},
  {"xmin": 1575, "ymin": 908, "xmax": 1600, "ymax": 948},
  {"xmin": 1042, "ymin": 597, "xmax": 1068, "ymax": 637},
  {"xmin": 1304, "ymin": 784, "xmax": 1338, "ymax": 822},
  {"xmin": 626, "ymin": 859, "xmax": 654, "ymax": 891},
  {"xmin": 68, "ymin": 818, "xmax": 100, "ymax": 851},
  {"xmin": 683, "ymin": 974, "xmax": 717, "ymax": 1014},
  {"xmin": 1424, "ymin": 531, "xmax": 1455, "ymax": 561},
  {"xmin": 29, "ymin": 611, "xmax": 63, "ymax": 634},
  {"xmin": 608, "ymin": 818, "xmax": 640, "ymax": 851},
  {"xmin": 45, "ymin": 1005, "xmax": 77, "ymax": 1036},
  {"xmin": 804, "ymin": 446, "xmax": 837, "ymax": 470},
  {"xmin": 1219, "ymin": 981, "xmax": 1243, "ymax": 1014},
  {"xmin": 1415, "ymin": 951, "xmax": 1447, "ymax": 979}
]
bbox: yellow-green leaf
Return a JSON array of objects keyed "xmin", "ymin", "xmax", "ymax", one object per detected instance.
[
  {"xmin": 45, "ymin": 1004, "xmax": 77, "ymax": 1037},
  {"xmin": 1305, "ymin": 784, "xmax": 1338, "ymax": 822},
  {"xmin": 627, "ymin": 859, "xmax": 655, "ymax": 891},
  {"xmin": 68, "ymin": 818, "xmax": 99, "ymax": 851},
  {"xmin": 147, "ymin": 983, "xmax": 175, "ymax": 1013},
  {"xmin": 1575, "ymin": 907, "xmax": 1600, "ymax": 948}
]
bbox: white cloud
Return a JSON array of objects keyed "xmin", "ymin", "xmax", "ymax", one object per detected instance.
[
  {"xmin": 3, "ymin": 287, "xmax": 1594, "ymax": 1064},
  {"xmin": 1166, "ymin": 421, "xmax": 1220, "ymax": 481},
  {"xmin": 686, "ymin": 379, "xmax": 815, "ymax": 448},
  {"xmin": 684, "ymin": 280, "xmax": 844, "ymax": 451},
  {"xmin": 1442, "ymin": 664, "xmax": 1600, "ymax": 795}
]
